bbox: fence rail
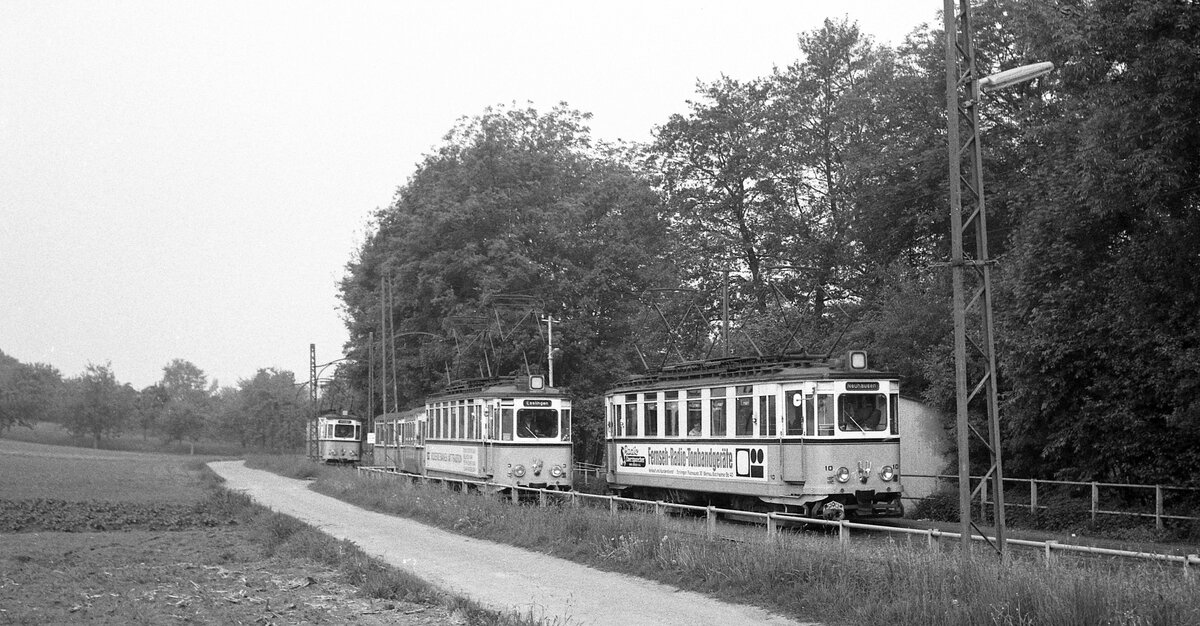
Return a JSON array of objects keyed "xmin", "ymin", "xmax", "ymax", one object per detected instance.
[
  {"xmin": 358, "ymin": 465, "xmax": 1199, "ymax": 571},
  {"xmin": 902, "ymin": 473, "xmax": 1200, "ymax": 530}
]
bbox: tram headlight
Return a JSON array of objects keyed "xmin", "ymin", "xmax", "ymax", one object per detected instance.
[
  {"xmin": 512, "ymin": 464, "xmax": 526, "ymax": 478},
  {"xmin": 835, "ymin": 466, "xmax": 851, "ymax": 483},
  {"xmin": 549, "ymin": 465, "xmax": 564, "ymax": 478},
  {"xmin": 881, "ymin": 465, "xmax": 896, "ymax": 482}
]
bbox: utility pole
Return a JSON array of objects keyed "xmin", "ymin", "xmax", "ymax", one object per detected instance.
[
  {"xmin": 541, "ymin": 315, "xmax": 558, "ymax": 387},
  {"xmin": 309, "ymin": 343, "xmax": 317, "ymax": 406},
  {"xmin": 944, "ymin": 0, "xmax": 1006, "ymax": 559}
]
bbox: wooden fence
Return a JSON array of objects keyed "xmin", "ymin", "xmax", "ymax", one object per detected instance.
[{"xmin": 901, "ymin": 473, "xmax": 1200, "ymax": 530}]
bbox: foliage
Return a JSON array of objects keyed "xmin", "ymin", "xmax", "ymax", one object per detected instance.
[
  {"xmin": 993, "ymin": 0, "xmax": 1200, "ymax": 483},
  {"xmin": 157, "ymin": 359, "xmax": 211, "ymax": 447},
  {"xmin": 62, "ymin": 363, "xmax": 133, "ymax": 448},
  {"xmin": 233, "ymin": 368, "xmax": 306, "ymax": 450},
  {"xmin": 0, "ymin": 359, "xmax": 66, "ymax": 431},
  {"xmin": 339, "ymin": 102, "xmax": 672, "ymax": 417}
]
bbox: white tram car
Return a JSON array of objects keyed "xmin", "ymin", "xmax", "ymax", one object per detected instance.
[
  {"xmin": 605, "ymin": 351, "xmax": 903, "ymax": 520},
  {"xmin": 373, "ymin": 374, "xmax": 573, "ymax": 493},
  {"xmin": 306, "ymin": 411, "xmax": 364, "ymax": 464}
]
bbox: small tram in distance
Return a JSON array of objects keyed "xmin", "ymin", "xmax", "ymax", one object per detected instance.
[
  {"xmin": 372, "ymin": 374, "xmax": 573, "ymax": 494},
  {"xmin": 306, "ymin": 410, "xmax": 365, "ymax": 464},
  {"xmin": 605, "ymin": 351, "xmax": 902, "ymax": 521}
]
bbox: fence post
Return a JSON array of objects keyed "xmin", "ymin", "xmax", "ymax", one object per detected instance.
[
  {"xmin": 1091, "ymin": 482, "xmax": 1099, "ymax": 522},
  {"xmin": 1156, "ymin": 485, "xmax": 1164, "ymax": 532},
  {"xmin": 570, "ymin": 491, "xmax": 579, "ymax": 508},
  {"xmin": 839, "ymin": 520, "xmax": 850, "ymax": 547},
  {"xmin": 706, "ymin": 506, "xmax": 717, "ymax": 540},
  {"xmin": 767, "ymin": 513, "xmax": 777, "ymax": 537},
  {"xmin": 609, "ymin": 495, "xmax": 618, "ymax": 517},
  {"xmin": 511, "ymin": 487, "xmax": 519, "ymax": 504},
  {"xmin": 539, "ymin": 489, "xmax": 547, "ymax": 508},
  {"xmin": 1030, "ymin": 479, "xmax": 1037, "ymax": 515},
  {"xmin": 927, "ymin": 529, "xmax": 940, "ymax": 552},
  {"xmin": 1044, "ymin": 540, "xmax": 1056, "ymax": 570}
]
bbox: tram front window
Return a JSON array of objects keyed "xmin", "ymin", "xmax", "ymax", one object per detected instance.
[
  {"xmin": 517, "ymin": 409, "xmax": 559, "ymax": 439},
  {"xmin": 838, "ymin": 394, "xmax": 886, "ymax": 432},
  {"xmin": 333, "ymin": 423, "xmax": 358, "ymax": 439}
]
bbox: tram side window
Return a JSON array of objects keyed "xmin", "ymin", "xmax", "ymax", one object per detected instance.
[
  {"xmin": 786, "ymin": 392, "xmax": 804, "ymax": 435},
  {"xmin": 710, "ymin": 387, "xmax": 727, "ymax": 438},
  {"xmin": 816, "ymin": 394, "xmax": 835, "ymax": 436},
  {"xmin": 561, "ymin": 409, "xmax": 571, "ymax": 441},
  {"xmin": 890, "ymin": 393, "xmax": 899, "ymax": 435},
  {"xmin": 644, "ymin": 395, "xmax": 659, "ymax": 437},
  {"xmin": 664, "ymin": 392, "xmax": 680, "ymax": 437},
  {"xmin": 686, "ymin": 396, "xmax": 702, "ymax": 437},
  {"xmin": 468, "ymin": 404, "xmax": 478, "ymax": 439},
  {"xmin": 624, "ymin": 395, "xmax": 638, "ymax": 437},
  {"xmin": 501, "ymin": 408, "xmax": 514, "ymax": 441},
  {"xmin": 735, "ymin": 390, "xmax": 753, "ymax": 437},
  {"xmin": 760, "ymin": 395, "xmax": 777, "ymax": 437}
]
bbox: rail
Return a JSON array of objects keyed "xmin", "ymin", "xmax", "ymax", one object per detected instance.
[
  {"xmin": 356, "ymin": 466, "xmax": 1200, "ymax": 571},
  {"xmin": 902, "ymin": 473, "xmax": 1200, "ymax": 530}
]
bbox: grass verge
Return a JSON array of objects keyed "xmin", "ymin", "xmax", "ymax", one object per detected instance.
[{"xmin": 246, "ymin": 455, "xmax": 1200, "ymax": 626}]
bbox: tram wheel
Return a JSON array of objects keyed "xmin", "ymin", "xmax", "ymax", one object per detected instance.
[{"xmin": 815, "ymin": 500, "xmax": 846, "ymax": 522}]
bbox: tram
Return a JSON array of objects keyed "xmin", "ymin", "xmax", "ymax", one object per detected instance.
[
  {"xmin": 306, "ymin": 411, "xmax": 364, "ymax": 464},
  {"xmin": 373, "ymin": 374, "xmax": 573, "ymax": 493},
  {"xmin": 604, "ymin": 351, "xmax": 903, "ymax": 520}
]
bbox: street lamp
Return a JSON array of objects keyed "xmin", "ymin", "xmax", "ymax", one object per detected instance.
[
  {"xmin": 944, "ymin": 0, "xmax": 1053, "ymax": 562},
  {"xmin": 977, "ymin": 62, "xmax": 1054, "ymax": 94}
]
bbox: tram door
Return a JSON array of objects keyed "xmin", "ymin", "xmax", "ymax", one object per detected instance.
[
  {"xmin": 780, "ymin": 386, "xmax": 807, "ymax": 482},
  {"xmin": 482, "ymin": 402, "xmax": 496, "ymax": 477}
]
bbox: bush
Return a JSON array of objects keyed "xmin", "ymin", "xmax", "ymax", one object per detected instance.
[{"xmin": 911, "ymin": 492, "xmax": 958, "ymax": 522}]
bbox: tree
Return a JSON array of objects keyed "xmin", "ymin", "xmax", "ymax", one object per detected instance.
[
  {"xmin": 64, "ymin": 363, "xmax": 132, "ymax": 448},
  {"xmin": 341, "ymin": 103, "xmax": 671, "ymax": 404},
  {"xmin": 0, "ymin": 361, "xmax": 66, "ymax": 431},
  {"xmin": 982, "ymin": 0, "xmax": 1200, "ymax": 483},
  {"xmin": 158, "ymin": 359, "xmax": 211, "ymax": 452},
  {"xmin": 236, "ymin": 368, "xmax": 304, "ymax": 450},
  {"xmin": 651, "ymin": 76, "xmax": 785, "ymax": 314}
]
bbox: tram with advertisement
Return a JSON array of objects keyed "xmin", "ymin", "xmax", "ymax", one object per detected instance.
[
  {"xmin": 604, "ymin": 351, "xmax": 902, "ymax": 521},
  {"xmin": 372, "ymin": 374, "xmax": 573, "ymax": 493},
  {"xmin": 306, "ymin": 411, "xmax": 365, "ymax": 464}
]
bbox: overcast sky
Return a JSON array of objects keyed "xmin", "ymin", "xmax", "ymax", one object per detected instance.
[{"xmin": 0, "ymin": 0, "xmax": 941, "ymax": 390}]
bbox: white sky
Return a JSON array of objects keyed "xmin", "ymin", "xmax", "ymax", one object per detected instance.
[{"xmin": 0, "ymin": 0, "xmax": 940, "ymax": 390}]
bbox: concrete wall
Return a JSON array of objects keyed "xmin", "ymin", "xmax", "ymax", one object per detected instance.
[{"xmin": 898, "ymin": 396, "xmax": 953, "ymax": 503}]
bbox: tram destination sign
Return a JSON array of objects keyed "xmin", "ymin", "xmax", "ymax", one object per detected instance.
[
  {"xmin": 844, "ymin": 382, "xmax": 880, "ymax": 390},
  {"xmin": 524, "ymin": 399, "xmax": 552, "ymax": 407}
]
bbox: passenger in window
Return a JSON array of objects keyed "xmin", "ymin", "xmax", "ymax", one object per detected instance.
[{"xmin": 862, "ymin": 401, "xmax": 882, "ymax": 430}]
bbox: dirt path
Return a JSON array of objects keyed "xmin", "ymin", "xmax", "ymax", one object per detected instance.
[{"xmin": 209, "ymin": 461, "xmax": 815, "ymax": 626}]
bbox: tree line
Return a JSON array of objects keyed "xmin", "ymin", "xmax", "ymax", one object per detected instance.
[
  {"xmin": 341, "ymin": 0, "xmax": 1199, "ymax": 484},
  {"xmin": 0, "ymin": 349, "xmax": 314, "ymax": 452}
]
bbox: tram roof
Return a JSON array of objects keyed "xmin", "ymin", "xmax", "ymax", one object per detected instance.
[
  {"xmin": 608, "ymin": 353, "xmax": 897, "ymax": 392},
  {"xmin": 427, "ymin": 375, "xmax": 568, "ymax": 401}
]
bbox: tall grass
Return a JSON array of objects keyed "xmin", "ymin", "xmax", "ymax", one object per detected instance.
[{"xmin": 287, "ymin": 463, "xmax": 1200, "ymax": 626}]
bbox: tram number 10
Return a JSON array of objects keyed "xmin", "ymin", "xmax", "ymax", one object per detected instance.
[{"xmin": 824, "ymin": 465, "xmax": 835, "ymax": 472}]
